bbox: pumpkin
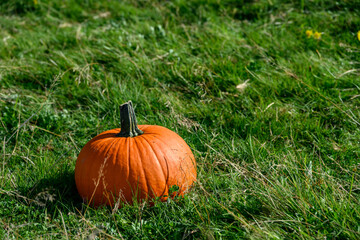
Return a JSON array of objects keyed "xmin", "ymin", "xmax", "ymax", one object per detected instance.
[{"xmin": 75, "ymin": 101, "xmax": 197, "ymax": 206}]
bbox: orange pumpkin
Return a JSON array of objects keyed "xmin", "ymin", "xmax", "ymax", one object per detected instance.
[{"xmin": 75, "ymin": 101, "xmax": 197, "ymax": 206}]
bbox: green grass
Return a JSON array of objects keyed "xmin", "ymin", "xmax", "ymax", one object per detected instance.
[{"xmin": 1, "ymin": 0, "xmax": 360, "ymax": 238}]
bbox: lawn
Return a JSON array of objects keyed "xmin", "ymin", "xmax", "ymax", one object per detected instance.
[{"xmin": 1, "ymin": 0, "xmax": 360, "ymax": 239}]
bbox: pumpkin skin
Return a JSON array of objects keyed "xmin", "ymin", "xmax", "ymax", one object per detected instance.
[{"xmin": 75, "ymin": 124, "xmax": 197, "ymax": 207}]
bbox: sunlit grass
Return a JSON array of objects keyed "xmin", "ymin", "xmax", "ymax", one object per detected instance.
[{"xmin": 0, "ymin": 0, "xmax": 359, "ymax": 238}]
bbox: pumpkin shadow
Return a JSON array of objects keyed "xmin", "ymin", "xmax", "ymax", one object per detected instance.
[{"xmin": 20, "ymin": 169, "xmax": 84, "ymax": 214}]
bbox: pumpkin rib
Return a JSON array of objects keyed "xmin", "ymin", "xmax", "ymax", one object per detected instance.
[
  {"xmin": 112, "ymin": 137, "xmax": 123, "ymax": 165},
  {"xmin": 136, "ymin": 136, "xmax": 165, "ymax": 199},
  {"xmin": 140, "ymin": 134, "xmax": 169, "ymax": 179},
  {"xmin": 139, "ymin": 125, "xmax": 150, "ymax": 132},
  {"xmin": 144, "ymin": 131, "xmax": 172, "ymax": 151},
  {"xmin": 141, "ymin": 134, "xmax": 170, "ymax": 179},
  {"xmin": 134, "ymin": 137, "xmax": 155, "ymax": 198},
  {"xmin": 144, "ymin": 130, "xmax": 187, "ymax": 163},
  {"xmin": 109, "ymin": 137, "xmax": 128, "ymax": 204},
  {"xmin": 140, "ymin": 135, "xmax": 169, "ymax": 197},
  {"xmin": 148, "ymin": 132, "xmax": 186, "ymax": 154},
  {"xmin": 126, "ymin": 137, "xmax": 131, "ymax": 181},
  {"xmin": 132, "ymin": 137, "xmax": 150, "ymax": 198},
  {"xmin": 85, "ymin": 135, "xmax": 118, "ymax": 205},
  {"xmin": 111, "ymin": 137, "xmax": 124, "ymax": 204},
  {"xmin": 94, "ymin": 136, "xmax": 119, "ymax": 204},
  {"xmin": 122, "ymin": 138, "xmax": 133, "ymax": 203},
  {"xmin": 142, "ymin": 131, "xmax": 195, "ymax": 194},
  {"xmin": 113, "ymin": 137, "xmax": 126, "ymax": 180}
]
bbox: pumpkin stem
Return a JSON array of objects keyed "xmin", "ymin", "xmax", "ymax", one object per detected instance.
[{"xmin": 117, "ymin": 101, "xmax": 144, "ymax": 137}]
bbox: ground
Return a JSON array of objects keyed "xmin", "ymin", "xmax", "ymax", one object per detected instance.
[{"xmin": 0, "ymin": 0, "xmax": 359, "ymax": 239}]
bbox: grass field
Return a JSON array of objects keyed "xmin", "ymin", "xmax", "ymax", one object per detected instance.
[{"xmin": 1, "ymin": 0, "xmax": 360, "ymax": 239}]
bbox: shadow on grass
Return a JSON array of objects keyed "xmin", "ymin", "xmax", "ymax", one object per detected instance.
[{"xmin": 20, "ymin": 170, "xmax": 84, "ymax": 215}]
